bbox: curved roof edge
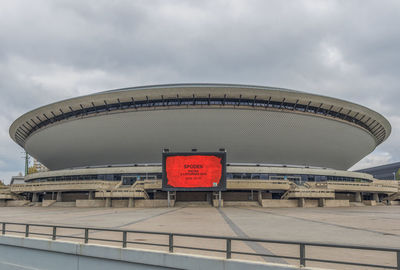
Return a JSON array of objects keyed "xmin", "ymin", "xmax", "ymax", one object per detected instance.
[
  {"xmin": 100, "ymin": 83, "xmax": 303, "ymax": 94},
  {"xmin": 10, "ymin": 83, "xmax": 391, "ymax": 148}
]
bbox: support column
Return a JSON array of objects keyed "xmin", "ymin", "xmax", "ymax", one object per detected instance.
[
  {"xmin": 318, "ymin": 198, "xmax": 326, "ymax": 207},
  {"xmin": 105, "ymin": 198, "xmax": 111, "ymax": 207},
  {"xmin": 373, "ymin": 193, "xmax": 379, "ymax": 202},
  {"xmin": 258, "ymin": 191, "xmax": 263, "ymax": 206},
  {"xmin": 32, "ymin": 193, "xmax": 38, "ymax": 203},
  {"xmin": 298, "ymin": 198, "xmax": 305, "ymax": 207},
  {"xmin": 128, "ymin": 198, "xmax": 134, "ymax": 208},
  {"xmin": 88, "ymin": 191, "xmax": 94, "ymax": 200},
  {"xmin": 167, "ymin": 191, "xmax": 171, "ymax": 208},
  {"xmin": 56, "ymin": 192, "xmax": 62, "ymax": 202},
  {"xmin": 355, "ymin": 192, "xmax": 362, "ymax": 202},
  {"xmin": 218, "ymin": 191, "xmax": 222, "ymax": 208}
]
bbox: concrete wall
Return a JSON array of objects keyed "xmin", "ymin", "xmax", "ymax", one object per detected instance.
[
  {"xmin": 112, "ymin": 199, "xmax": 129, "ymax": 208},
  {"xmin": 304, "ymin": 200, "xmax": 319, "ymax": 208},
  {"xmin": 76, "ymin": 200, "xmax": 106, "ymax": 208},
  {"xmin": 0, "ymin": 235, "xmax": 312, "ymax": 270},
  {"xmin": 135, "ymin": 200, "xmax": 170, "ymax": 208},
  {"xmin": 261, "ymin": 199, "xmax": 298, "ymax": 208},
  {"xmin": 42, "ymin": 200, "xmax": 56, "ymax": 207},
  {"xmin": 325, "ymin": 200, "xmax": 350, "ymax": 207},
  {"xmin": 363, "ymin": 200, "xmax": 377, "ymax": 206},
  {"xmin": 6, "ymin": 200, "xmax": 30, "ymax": 207},
  {"xmin": 0, "ymin": 200, "xmax": 6, "ymax": 207},
  {"xmin": 52, "ymin": 202, "xmax": 76, "ymax": 207}
]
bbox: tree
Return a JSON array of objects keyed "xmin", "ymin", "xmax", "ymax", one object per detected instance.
[
  {"xmin": 395, "ymin": 168, "xmax": 400, "ymax": 180},
  {"xmin": 28, "ymin": 166, "xmax": 38, "ymax": 175}
]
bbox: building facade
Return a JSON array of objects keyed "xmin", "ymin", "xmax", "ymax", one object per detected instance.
[
  {"xmin": 356, "ymin": 162, "xmax": 400, "ymax": 180},
  {"xmin": 5, "ymin": 84, "xmax": 399, "ymax": 207}
]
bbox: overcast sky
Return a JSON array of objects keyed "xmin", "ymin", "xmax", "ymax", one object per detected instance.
[{"xmin": 1, "ymin": 0, "xmax": 399, "ymax": 183}]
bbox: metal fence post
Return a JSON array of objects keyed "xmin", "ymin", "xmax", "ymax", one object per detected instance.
[
  {"xmin": 2, "ymin": 223, "xmax": 5, "ymax": 235},
  {"xmin": 226, "ymin": 239, "xmax": 232, "ymax": 259},
  {"xmin": 300, "ymin": 243, "xmax": 306, "ymax": 267},
  {"xmin": 122, "ymin": 231, "xmax": 127, "ymax": 248},
  {"xmin": 25, "ymin": 225, "xmax": 29, "ymax": 237},
  {"xmin": 52, "ymin": 226, "xmax": 57, "ymax": 240},
  {"xmin": 84, "ymin": 228, "xmax": 89, "ymax": 243},
  {"xmin": 169, "ymin": 234, "xmax": 173, "ymax": 252},
  {"xmin": 397, "ymin": 251, "xmax": 400, "ymax": 270}
]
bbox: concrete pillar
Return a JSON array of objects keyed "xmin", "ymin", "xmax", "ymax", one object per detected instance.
[
  {"xmin": 318, "ymin": 198, "xmax": 326, "ymax": 207},
  {"xmin": 355, "ymin": 192, "xmax": 362, "ymax": 202},
  {"xmin": 56, "ymin": 192, "xmax": 62, "ymax": 202},
  {"xmin": 88, "ymin": 191, "xmax": 94, "ymax": 200},
  {"xmin": 32, "ymin": 193, "xmax": 38, "ymax": 203},
  {"xmin": 373, "ymin": 193, "xmax": 379, "ymax": 202},
  {"xmin": 258, "ymin": 191, "xmax": 263, "ymax": 206},
  {"xmin": 128, "ymin": 198, "xmax": 134, "ymax": 208},
  {"xmin": 105, "ymin": 198, "xmax": 111, "ymax": 207},
  {"xmin": 298, "ymin": 198, "xmax": 305, "ymax": 207},
  {"xmin": 167, "ymin": 191, "xmax": 171, "ymax": 208}
]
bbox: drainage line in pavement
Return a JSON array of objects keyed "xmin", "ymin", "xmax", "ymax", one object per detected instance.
[{"xmin": 217, "ymin": 208, "xmax": 287, "ymax": 264}]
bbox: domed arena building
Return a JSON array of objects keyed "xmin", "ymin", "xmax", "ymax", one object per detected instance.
[{"xmin": 5, "ymin": 84, "xmax": 400, "ymax": 208}]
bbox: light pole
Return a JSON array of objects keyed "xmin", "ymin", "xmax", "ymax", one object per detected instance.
[{"xmin": 22, "ymin": 151, "xmax": 30, "ymax": 176}]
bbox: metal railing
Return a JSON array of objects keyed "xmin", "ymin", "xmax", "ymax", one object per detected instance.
[{"xmin": 0, "ymin": 221, "xmax": 399, "ymax": 269}]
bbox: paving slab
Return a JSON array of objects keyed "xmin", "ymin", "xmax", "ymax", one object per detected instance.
[{"xmin": 0, "ymin": 206, "xmax": 399, "ymax": 269}]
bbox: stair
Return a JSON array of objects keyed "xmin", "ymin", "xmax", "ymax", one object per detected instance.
[
  {"xmin": 383, "ymin": 192, "xmax": 400, "ymax": 201},
  {"xmin": 96, "ymin": 180, "xmax": 149, "ymax": 199},
  {"xmin": 223, "ymin": 201, "xmax": 260, "ymax": 207},
  {"xmin": 51, "ymin": 202, "xmax": 76, "ymax": 207},
  {"xmin": 281, "ymin": 182, "xmax": 297, "ymax": 200},
  {"xmin": 27, "ymin": 202, "xmax": 41, "ymax": 207},
  {"xmin": 174, "ymin": 201, "xmax": 212, "ymax": 207}
]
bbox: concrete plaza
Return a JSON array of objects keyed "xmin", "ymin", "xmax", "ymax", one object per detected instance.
[{"xmin": 0, "ymin": 206, "xmax": 399, "ymax": 269}]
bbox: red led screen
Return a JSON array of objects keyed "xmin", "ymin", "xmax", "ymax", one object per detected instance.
[{"xmin": 165, "ymin": 155, "xmax": 223, "ymax": 188}]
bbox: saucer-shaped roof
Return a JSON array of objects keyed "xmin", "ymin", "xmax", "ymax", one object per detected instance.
[{"xmin": 10, "ymin": 84, "xmax": 391, "ymax": 170}]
